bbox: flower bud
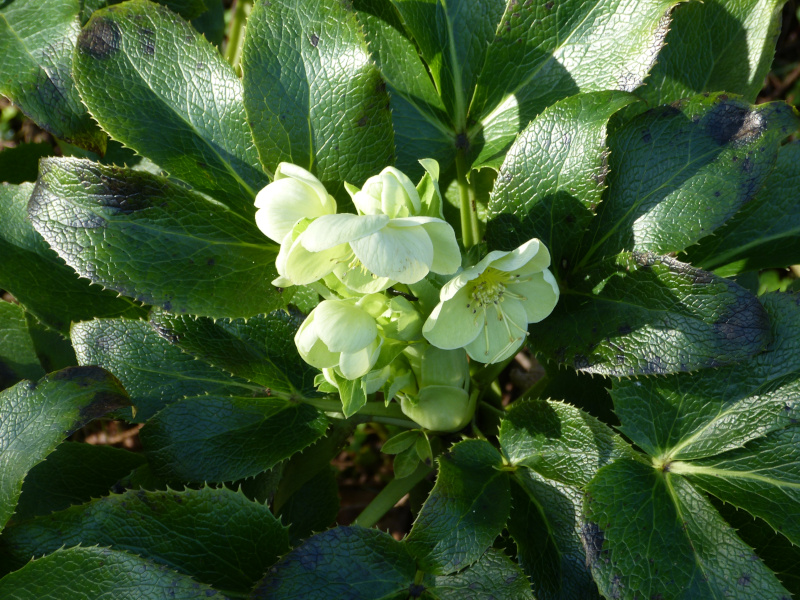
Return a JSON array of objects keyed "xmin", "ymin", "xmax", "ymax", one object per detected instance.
[{"xmin": 351, "ymin": 167, "xmax": 421, "ymax": 218}]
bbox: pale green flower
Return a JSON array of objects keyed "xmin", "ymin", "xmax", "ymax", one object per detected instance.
[
  {"xmin": 422, "ymin": 239, "xmax": 559, "ymax": 364},
  {"xmin": 294, "ymin": 295, "xmax": 387, "ymax": 380},
  {"xmin": 348, "ymin": 167, "xmax": 421, "ymax": 218},
  {"xmin": 254, "ymin": 163, "xmax": 336, "ymax": 243}
]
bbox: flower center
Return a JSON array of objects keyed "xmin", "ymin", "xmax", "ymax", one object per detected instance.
[{"xmin": 468, "ymin": 268, "xmax": 509, "ymax": 309}]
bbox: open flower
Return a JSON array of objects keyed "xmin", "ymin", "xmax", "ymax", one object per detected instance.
[
  {"xmin": 254, "ymin": 163, "xmax": 337, "ymax": 244},
  {"xmin": 422, "ymin": 239, "xmax": 559, "ymax": 364},
  {"xmin": 294, "ymin": 296, "xmax": 386, "ymax": 380}
]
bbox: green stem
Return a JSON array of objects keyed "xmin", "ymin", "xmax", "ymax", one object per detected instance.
[
  {"xmin": 224, "ymin": 0, "xmax": 251, "ymax": 70},
  {"xmin": 455, "ymin": 152, "xmax": 480, "ymax": 249},
  {"xmin": 303, "ymin": 397, "xmax": 420, "ymax": 429},
  {"xmin": 354, "ymin": 458, "xmax": 432, "ymax": 528}
]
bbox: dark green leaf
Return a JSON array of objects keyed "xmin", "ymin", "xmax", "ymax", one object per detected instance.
[
  {"xmin": 499, "ymin": 399, "xmax": 633, "ymax": 487},
  {"xmin": 583, "ymin": 459, "xmax": 790, "ymax": 599},
  {"xmin": 533, "ymin": 251, "xmax": 770, "ymax": 376},
  {"xmin": 190, "ymin": 0, "xmax": 223, "ymax": 47},
  {"xmin": 486, "ymin": 91, "xmax": 638, "ymax": 270},
  {"xmin": 688, "ymin": 141, "xmax": 800, "ymax": 275},
  {"xmin": 253, "ymin": 526, "xmax": 416, "ymax": 599},
  {"xmin": 149, "ymin": 308, "xmax": 317, "ymax": 397},
  {"xmin": 671, "ymin": 424, "xmax": 800, "ymax": 546},
  {"xmin": 638, "ymin": 0, "xmax": 785, "ymax": 106},
  {"xmin": 391, "ymin": 0, "xmax": 506, "ymax": 128},
  {"xmin": 72, "ymin": 318, "xmax": 257, "ymax": 422},
  {"xmin": 355, "ymin": 0, "xmax": 454, "ymax": 178},
  {"xmin": 423, "ymin": 549, "xmax": 533, "ymax": 600},
  {"xmin": 0, "ymin": 366, "xmax": 129, "ymax": 531},
  {"xmin": 0, "ymin": 182, "xmax": 145, "ymax": 335},
  {"xmin": 0, "ymin": 546, "xmax": 226, "ymax": 599},
  {"xmin": 276, "ymin": 466, "xmax": 339, "ymax": 545},
  {"xmin": 508, "ymin": 471, "xmax": 599, "ymax": 600},
  {"xmin": 0, "ymin": 486, "xmax": 288, "ymax": 592},
  {"xmin": 0, "ymin": 0, "xmax": 105, "ymax": 153},
  {"xmin": 242, "ymin": 0, "xmax": 394, "ymax": 187},
  {"xmin": 611, "ymin": 293, "xmax": 800, "ymax": 459},
  {"xmin": 140, "ymin": 395, "xmax": 328, "ymax": 483},
  {"xmin": 0, "ymin": 143, "xmax": 53, "ymax": 184},
  {"xmin": 74, "ymin": 0, "xmax": 267, "ymax": 213},
  {"xmin": 468, "ymin": 0, "xmax": 678, "ymax": 168},
  {"xmin": 0, "ymin": 301, "xmax": 44, "ymax": 389},
  {"xmin": 580, "ymin": 93, "xmax": 799, "ymax": 263},
  {"xmin": 158, "ymin": 0, "xmax": 209, "ymax": 20},
  {"xmin": 30, "ymin": 158, "xmax": 285, "ymax": 319},
  {"xmin": 12, "ymin": 442, "xmax": 144, "ymax": 522},
  {"xmin": 23, "ymin": 313, "xmax": 77, "ymax": 373},
  {"xmin": 405, "ymin": 439, "xmax": 510, "ymax": 575}
]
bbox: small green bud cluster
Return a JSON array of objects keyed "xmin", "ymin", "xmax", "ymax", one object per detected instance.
[{"xmin": 254, "ymin": 161, "xmax": 559, "ymax": 430}]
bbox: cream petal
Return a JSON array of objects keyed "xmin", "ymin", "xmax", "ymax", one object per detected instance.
[
  {"xmin": 420, "ymin": 221, "xmax": 461, "ymax": 275},
  {"xmin": 439, "ymin": 266, "xmax": 481, "ymax": 301},
  {"xmin": 254, "ymin": 178, "xmax": 331, "ymax": 243},
  {"xmin": 380, "ymin": 167, "xmax": 421, "ymax": 217},
  {"xmin": 422, "ymin": 286, "xmax": 483, "ymax": 350},
  {"xmin": 333, "ymin": 262, "xmax": 394, "ymax": 294},
  {"xmin": 352, "ymin": 190, "xmax": 382, "ymax": 215},
  {"xmin": 350, "ymin": 224, "xmax": 433, "ymax": 284},
  {"xmin": 283, "ymin": 235, "xmax": 347, "ymax": 285},
  {"xmin": 513, "ymin": 269, "xmax": 560, "ymax": 323},
  {"xmin": 314, "ymin": 300, "xmax": 377, "ymax": 354},
  {"xmin": 465, "ymin": 298, "xmax": 528, "ymax": 364},
  {"xmin": 494, "ymin": 239, "xmax": 551, "ymax": 274},
  {"xmin": 294, "ymin": 314, "xmax": 338, "ymax": 369},
  {"xmin": 302, "ymin": 214, "xmax": 389, "ymax": 252},
  {"xmin": 339, "ymin": 338, "xmax": 381, "ymax": 379},
  {"xmin": 274, "ymin": 162, "xmax": 335, "ymax": 212}
]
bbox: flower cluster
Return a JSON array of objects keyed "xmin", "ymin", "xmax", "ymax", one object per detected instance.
[{"xmin": 254, "ymin": 162, "xmax": 559, "ymax": 430}]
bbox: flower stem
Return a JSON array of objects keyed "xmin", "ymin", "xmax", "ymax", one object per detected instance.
[
  {"xmin": 224, "ymin": 0, "xmax": 251, "ymax": 71},
  {"xmin": 455, "ymin": 152, "xmax": 481, "ymax": 249},
  {"xmin": 353, "ymin": 461, "xmax": 431, "ymax": 528},
  {"xmin": 303, "ymin": 397, "xmax": 420, "ymax": 429}
]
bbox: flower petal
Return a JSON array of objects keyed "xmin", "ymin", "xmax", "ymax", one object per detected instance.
[
  {"xmin": 465, "ymin": 298, "xmax": 528, "ymax": 364},
  {"xmin": 422, "ymin": 286, "xmax": 483, "ymax": 350},
  {"xmin": 339, "ymin": 338, "xmax": 381, "ymax": 380},
  {"xmin": 380, "ymin": 167, "xmax": 421, "ymax": 217},
  {"xmin": 350, "ymin": 224, "xmax": 433, "ymax": 284},
  {"xmin": 333, "ymin": 262, "xmax": 394, "ymax": 294},
  {"xmin": 439, "ymin": 266, "xmax": 481, "ymax": 301},
  {"xmin": 513, "ymin": 269, "xmax": 560, "ymax": 323},
  {"xmin": 302, "ymin": 214, "xmax": 389, "ymax": 252},
  {"xmin": 254, "ymin": 178, "xmax": 334, "ymax": 243},
  {"xmin": 419, "ymin": 221, "xmax": 461, "ymax": 275},
  {"xmin": 352, "ymin": 190, "xmax": 382, "ymax": 215},
  {"xmin": 314, "ymin": 300, "xmax": 377, "ymax": 353},
  {"xmin": 275, "ymin": 162, "xmax": 335, "ymax": 213},
  {"xmin": 493, "ymin": 238, "xmax": 551, "ymax": 273},
  {"xmin": 294, "ymin": 314, "xmax": 338, "ymax": 369},
  {"xmin": 284, "ymin": 234, "xmax": 347, "ymax": 285}
]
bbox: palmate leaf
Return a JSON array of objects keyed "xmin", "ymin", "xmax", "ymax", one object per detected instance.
[
  {"xmin": 253, "ymin": 526, "xmax": 532, "ymax": 600},
  {"xmin": 242, "ymin": 0, "xmax": 394, "ymax": 189},
  {"xmin": 139, "ymin": 395, "xmax": 328, "ymax": 483},
  {"xmin": 0, "ymin": 183, "xmax": 145, "ymax": 336},
  {"xmin": 149, "ymin": 308, "xmax": 318, "ymax": 397},
  {"xmin": 0, "ymin": 546, "xmax": 226, "ymax": 599},
  {"xmin": 638, "ymin": 0, "xmax": 785, "ymax": 106},
  {"xmin": 584, "ymin": 459, "xmax": 791, "ymax": 600},
  {"xmin": 73, "ymin": 0, "xmax": 267, "ymax": 215},
  {"xmin": 29, "ymin": 158, "xmax": 286, "ymax": 319},
  {"xmin": 530, "ymin": 251, "xmax": 770, "ymax": 376},
  {"xmin": 468, "ymin": 0, "xmax": 680, "ymax": 169},
  {"xmin": 0, "ymin": 487, "xmax": 289, "ymax": 593},
  {"xmin": 687, "ymin": 141, "xmax": 800, "ymax": 275},
  {"xmin": 578, "ymin": 93, "xmax": 799, "ymax": 264},
  {"xmin": 404, "ymin": 439, "xmax": 510, "ymax": 575},
  {"xmin": 611, "ymin": 293, "xmax": 800, "ymax": 459},
  {"xmin": 72, "ymin": 318, "xmax": 257, "ymax": 422},
  {"xmin": 0, "ymin": 0, "xmax": 106, "ymax": 153},
  {"xmin": 0, "ymin": 366, "xmax": 129, "ymax": 531},
  {"xmin": 486, "ymin": 90, "xmax": 638, "ymax": 269}
]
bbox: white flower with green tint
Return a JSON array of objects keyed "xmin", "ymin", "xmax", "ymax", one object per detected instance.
[
  {"xmin": 422, "ymin": 239, "xmax": 559, "ymax": 364},
  {"xmin": 349, "ymin": 167, "xmax": 421, "ymax": 218},
  {"xmin": 254, "ymin": 163, "xmax": 336, "ymax": 244},
  {"xmin": 294, "ymin": 295, "xmax": 386, "ymax": 380}
]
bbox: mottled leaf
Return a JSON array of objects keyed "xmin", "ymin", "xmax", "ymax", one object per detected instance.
[
  {"xmin": 29, "ymin": 158, "xmax": 285, "ymax": 319},
  {"xmin": 611, "ymin": 293, "xmax": 800, "ymax": 459},
  {"xmin": 405, "ymin": 439, "xmax": 510, "ymax": 575},
  {"xmin": 0, "ymin": 366, "xmax": 129, "ymax": 531},
  {"xmin": 242, "ymin": 0, "xmax": 394, "ymax": 188},
  {"xmin": 71, "ymin": 318, "xmax": 256, "ymax": 422},
  {"xmin": 0, "ymin": 486, "xmax": 288, "ymax": 592},
  {"xmin": 140, "ymin": 395, "xmax": 328, "ymax": 483},
  {"xmin": 74, "ymin": 0, "xmax": 267, "ymax": 213}
]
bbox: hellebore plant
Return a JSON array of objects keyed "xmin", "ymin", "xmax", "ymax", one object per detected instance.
[{"xmin": 2, "ymin": 0, "xmax": 800, "ymax": 598}]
